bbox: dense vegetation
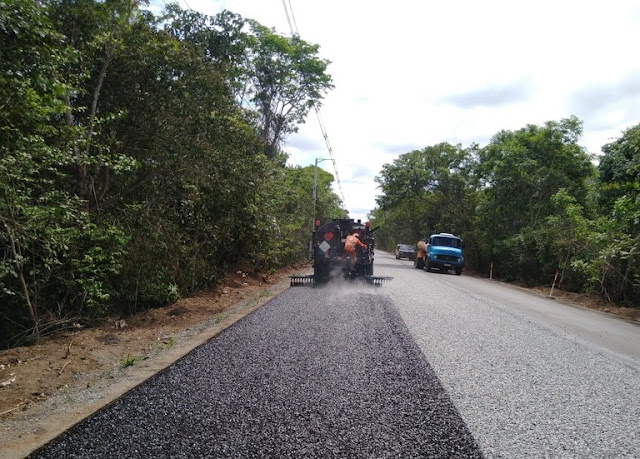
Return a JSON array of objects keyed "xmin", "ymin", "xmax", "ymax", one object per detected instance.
[
  {"xmin": 2, "ymin": 1, "xmax": 637, "ymax": 348},
  {"xmin": 371, "ymin": 118, "xmax": 640, "ymax": 308},
  {"xmin": 0, "ymin": 0, "xmax": 345, "ymax": 348}
]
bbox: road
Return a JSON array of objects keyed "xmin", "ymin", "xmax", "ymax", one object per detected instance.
[
  {"xmin": 381, "ymin": 253, "xmax": 640, "ymax": 457},
  {"xmin": 31, "ymin": 252, "xmax": 640, "ymax": 458}
]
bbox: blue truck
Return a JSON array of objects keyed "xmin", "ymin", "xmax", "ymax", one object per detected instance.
[{"xmin": 415, "ymin": 233, "xmax": 464, "ymax": 275}]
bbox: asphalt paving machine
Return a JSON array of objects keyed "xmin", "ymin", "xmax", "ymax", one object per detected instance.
[{"xmin": 290, "ymin": 218, "xmax": 393, "ymax": 286}]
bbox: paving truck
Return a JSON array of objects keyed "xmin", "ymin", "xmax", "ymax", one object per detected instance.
[
  {"xmin": 414, "ymin": 233, "xmax": 464, "ymax": 275},
  {"xmin": 290, "ymin": 218, "xmax": 392, "ymax": 286}
]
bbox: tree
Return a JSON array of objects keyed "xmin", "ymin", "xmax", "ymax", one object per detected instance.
[
  {"xmin": 251, "ymin": 165, "xmax": 345, "ymax": 268},
  {"xmin": 587, "ymin": 123, "xmax": 640, "ymax": 304},
  {"xmin": 47, "ymin": 0, "xmax": 143, "ymax": 213},
  {"xmin": 0, "ymin": 0, "xmax": 75, "ymax": 340},
  {"xmin": 161, "ymin": 7, "xmax": 334, "ymax": 160},
  {"xmin": 475, "ymin": 116, "xmax": 595, "ymax": 282},
  {"xmin": 538, "ymin": 189, "xmax": 594, "ymax": 290},
  {"xmin": 0, "ymin": 0, "xmax": 127, "ymax": 346},
  {"xmin": 373, "ymin": 142, "xmax": 480, "ymax": 257},
  {"xmin": 163, "ymin": 7, "xmax": 252, "ymax": 99},
  {"xmin": 0, "ymin": 0, "xmax": 341, "ymax": 346},
  {"xmin": 598, "ymin": 123, "xmax": 640, "ymax": 209},
  {"xmin": 242, "ymin": 21, "xmax": 333, "ymax": 157},
  {"xmin": 92, "ymin": 5, "xmax": 274, "ymax": 308}
]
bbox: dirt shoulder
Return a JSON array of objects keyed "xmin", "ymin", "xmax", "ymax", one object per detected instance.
[
  {"xmin": 517, "ymin": 284, "xmax": 640, "ymax": 323},
  {"xmin": 1, "ymin": 265, "xmax": 637, "ymax": 458},
  {"xmin": 0, "ymin": 265, "xmax": 308, "ymax": 459}
]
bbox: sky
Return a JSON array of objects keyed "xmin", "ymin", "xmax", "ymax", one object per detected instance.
[{"xmin": 150, "ymin": 0, "xmax": 640, "ymax": 222}]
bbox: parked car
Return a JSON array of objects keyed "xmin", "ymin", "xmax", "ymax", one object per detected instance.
[{"xmin": 395, "ymin": 243, "xmax": 416, "ymax": 260}]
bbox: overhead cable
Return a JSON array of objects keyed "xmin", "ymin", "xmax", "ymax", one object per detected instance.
[
  {"xmin": 286, "ymin": 0, "xmax": 299, "ymax": 35},
  {"xmin": 281, "ymin": 0, "xmax": 347, "ymax": 207},
  {"xmin": 281, "ymin": 0, "xmax": 294, "ymax": 35}
]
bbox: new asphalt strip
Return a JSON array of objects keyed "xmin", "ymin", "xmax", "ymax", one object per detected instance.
[{"xmin": 30, "ymin": 286, "xmax": 482, "ymax": 458}]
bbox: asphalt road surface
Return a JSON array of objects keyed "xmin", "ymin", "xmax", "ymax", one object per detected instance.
[{"xmin": 31, "ymin": 252, "xmax": 640, "ymax": 458}]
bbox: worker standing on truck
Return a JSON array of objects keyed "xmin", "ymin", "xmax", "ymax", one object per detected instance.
[{"xmin": 344, "ymin": 231, "xmax": 367, "ymax": 270}]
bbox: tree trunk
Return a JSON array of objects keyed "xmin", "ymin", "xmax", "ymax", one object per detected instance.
[
  {"xmin": 618, "ymin": 254, "xmax": 632, "ymax": 301},
  {"xmin": 5, "ymin": 226, "xmax": 39, "ymax": 340}
]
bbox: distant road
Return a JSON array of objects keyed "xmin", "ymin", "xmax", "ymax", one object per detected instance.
[{"xmin": 31, "ymin": 252, "xmax": 639, "ymax": 458}]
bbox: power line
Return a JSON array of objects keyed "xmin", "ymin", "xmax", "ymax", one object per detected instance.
[
  {"xmin": 281, "ymin": 1, "xmax": 347, "ymax": 208},
  {"xmin": 314, "ymin": 107, "xmax": 345, "ymax": 205},
  {"xmin": 281, "ymin": 0, "xmax": 294, "ymax": 35},
  {"xmin": 286, "ymin": 0, "xmax": 299, "ymax": 35}
]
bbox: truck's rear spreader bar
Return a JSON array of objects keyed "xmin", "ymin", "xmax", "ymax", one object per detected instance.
[{"xmin": 289, "ymin": 275, "xmax": 393, "ymax": 287}]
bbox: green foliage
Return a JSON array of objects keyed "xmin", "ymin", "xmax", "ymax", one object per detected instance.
[
  {"xmin": 477, "ymin": 117, "xmax": 594, "ymax": 233},
  {"xmin": 537, "ymin": 189, "xmax": 594, "ymax": 290},
  {"xmin": 8, "ymin": 0, "xmax": 636, "ymax": 350},
  {"xmin": 0, "ymin": 0, "xmax": 338, "ymax": 347},
  {"xmin": 45, "ymin": 0, "xmax": 143, "ymax": 211},
  {"xmin": 373, "ymin": 142, "xmax": 480, "ymax": 264},
  {"xmin": 475, "ymin": 117, "xmax": 595, "ymax": 279},
  {"xmin": 598, "ymin": 123, "xmax": 640, "ymax": 209},
  {"xmin": 245, "ymin": 22, "xmax": 334, "ymax": 155},
  {"xmin": 373, "ymin": 116, "xmax": 639, "ymax": 307},
  {"xmin": 1, "ymin": 0, "xmax": 127, "ymax": 346},
  {"xmin": 120, "ymin": 352, "xmax": 140, "ymax": 368},
  {"xmin": 587, "ymin": 123, "xmax": 640, "ymax": 304},
  {"xmin": 249, "ymin": 165, "xmax": 345, "ymax": 269},
  {"xmin": 160, "ymin": 6, "xmax": 334, "ymax": 158}
]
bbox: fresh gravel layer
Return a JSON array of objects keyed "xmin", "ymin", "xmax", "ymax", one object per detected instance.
[
  {"xmin": 382, "ymin": 257, "xmax": 640, "ymax": 458},
  {"xmin": 30, "ymin": 285, "xmax": 482, "ymax": 458}
]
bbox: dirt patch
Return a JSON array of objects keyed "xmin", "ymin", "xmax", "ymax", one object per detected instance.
[
  {"xmin": 0, "ymin": 264, "xmax": 637, "ymax": 458},
  {"xmin": 0, "ymin": 264, "xmax": 309, "ymax": 458}
]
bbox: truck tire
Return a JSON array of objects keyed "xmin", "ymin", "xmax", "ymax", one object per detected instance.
[
  {"xmin": 455, "ymin": 267, "xmax": 462, "ymax": 275},
  {"xmin": 414, "ymin": 256, "xmax": 425, "ymax": 269},
  {"xmin": 425, "ymin": 261, "xmax": 432, "ymax": 272}
]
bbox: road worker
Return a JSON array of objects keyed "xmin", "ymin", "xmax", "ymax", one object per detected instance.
[{"xmin": 344, "ymin": 231, "xmax": 367, "ymax": 270}]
